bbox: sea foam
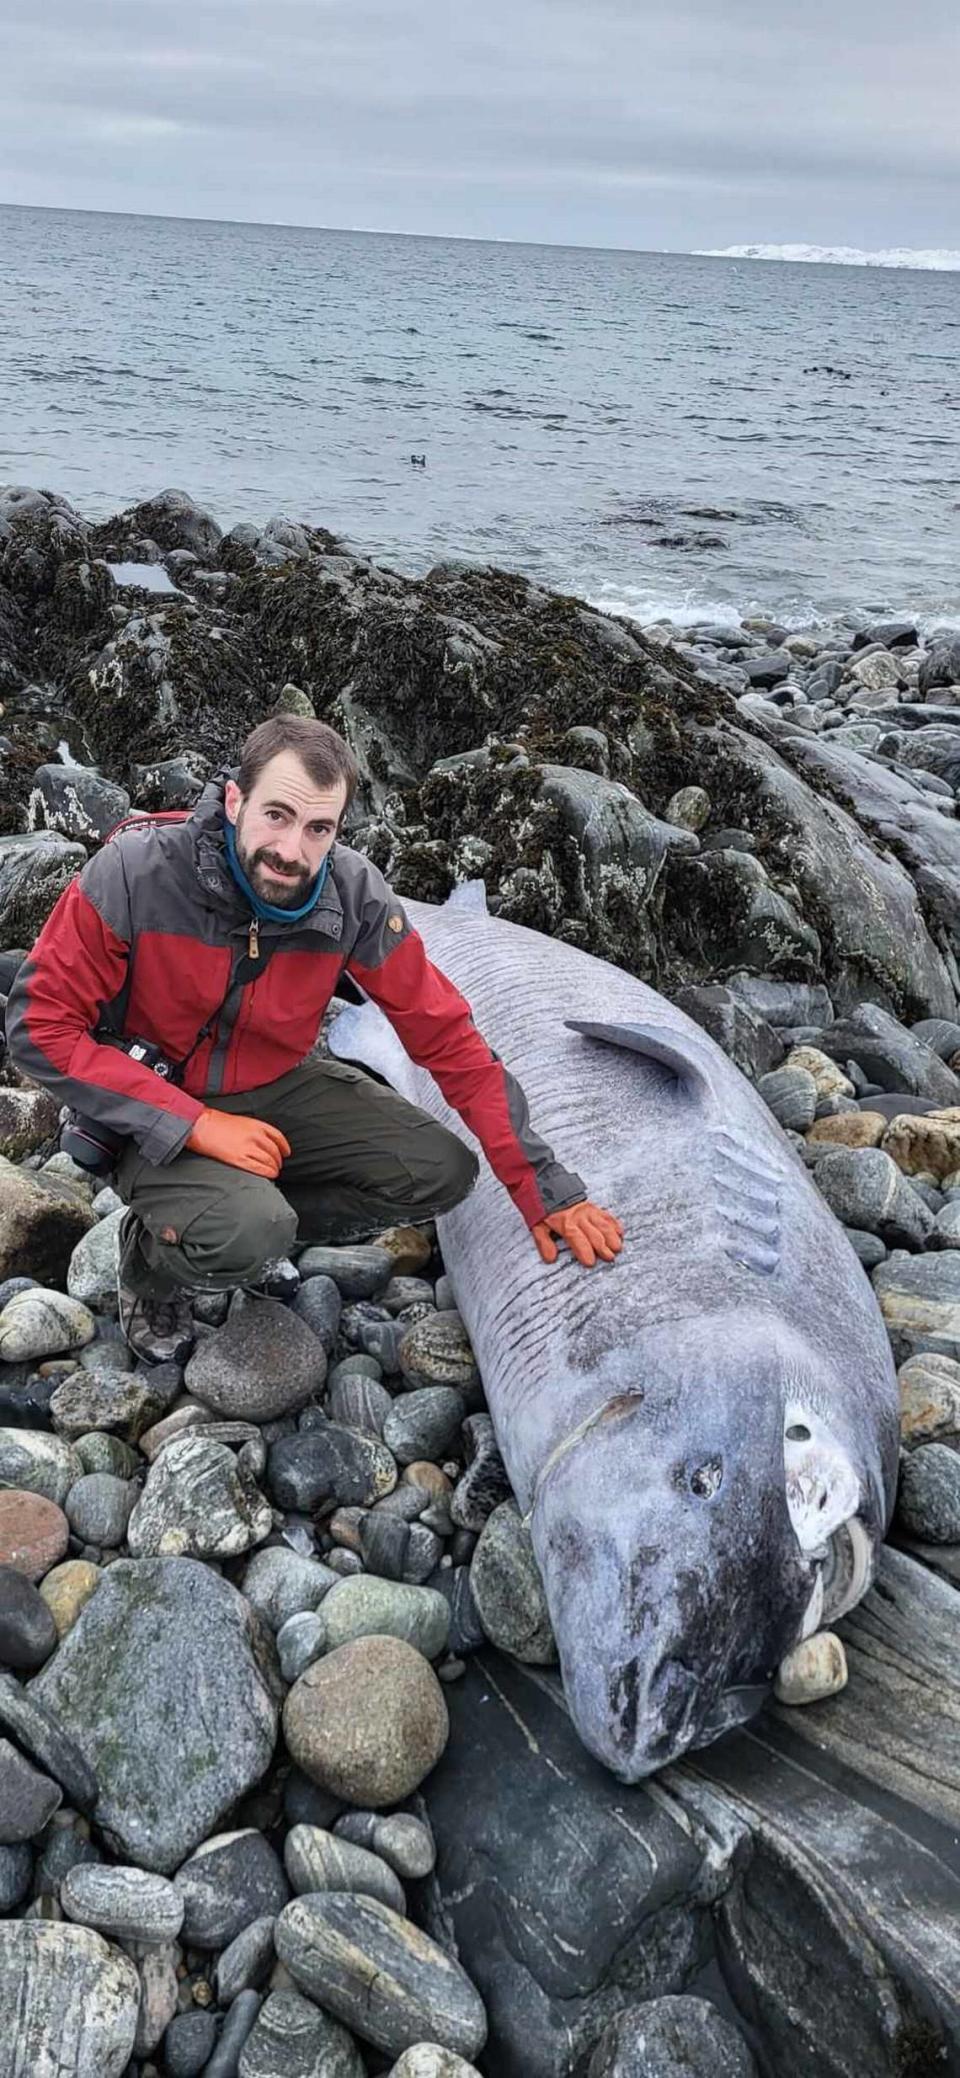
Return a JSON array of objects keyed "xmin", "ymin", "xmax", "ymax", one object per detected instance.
[{"xmin": 695, "ymin": 243, "xmax": 960, "ymax": 272}]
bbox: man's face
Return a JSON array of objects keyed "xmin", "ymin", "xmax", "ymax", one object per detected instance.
[{"xmin": 224, "ymin": 751, "xmax": 348, "ymax": 910}]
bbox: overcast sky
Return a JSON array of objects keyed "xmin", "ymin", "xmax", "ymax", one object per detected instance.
[{"xmin": 1, "ymin": 0, "xmax": 958, "ymax": 251}]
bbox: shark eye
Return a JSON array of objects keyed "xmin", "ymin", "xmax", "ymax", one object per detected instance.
[
  {"xmin": 689, "ymin": 1458, "xmax": 723, "ymax": 1499},
  {"xmin": 786, "ymin": 1422, "xmax": 811, "ymax": 1441}
]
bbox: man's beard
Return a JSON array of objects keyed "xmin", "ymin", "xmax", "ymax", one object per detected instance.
[{"xmin": 235, "ymin": 818, "xmax": 312, "ymax": 910}]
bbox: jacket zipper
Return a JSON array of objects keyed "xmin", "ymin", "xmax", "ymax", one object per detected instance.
[{"xmin": 248, "ymin": 919, "xmax": 260, "ymax": 961}]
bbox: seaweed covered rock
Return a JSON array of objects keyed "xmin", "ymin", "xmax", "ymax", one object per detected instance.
[
  {"xmin": 0, "ymin": 486, "xmax": 89, "ymax": 601},
  {"xmin": 67, "ymin": 606, "xmax": 263, "ymax": 779},
  {"xmin": 1, "ymin": 487, "xmax": 959, "ymax": 1029}
]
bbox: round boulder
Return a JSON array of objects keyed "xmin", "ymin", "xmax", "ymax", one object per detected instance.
[
  {"xmin": 283, "ymin": 1635, "xmax": 449, "ymax": 1806},
  {"xmin": 184, "ymin": 1296, "xmax": 327, "ymax": 1421}
]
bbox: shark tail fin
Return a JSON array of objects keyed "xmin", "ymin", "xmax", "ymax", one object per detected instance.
[
  {"xmin": 328, "ymin": 999, "xmax": 413, "ymax": 1092},
  {"xmin": 440, "ymin": 880, "xmax": 490, "ymax": 918}
]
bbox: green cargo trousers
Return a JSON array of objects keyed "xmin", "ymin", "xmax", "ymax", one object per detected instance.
[{"xmin": 115, "ymin": 1058, "xmax": 479, "ymax": 1297}]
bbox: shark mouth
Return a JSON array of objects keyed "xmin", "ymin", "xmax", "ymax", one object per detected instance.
[{"xmin": 783, "ymin": 1401, "xmax": 874, "ymax": 1635}]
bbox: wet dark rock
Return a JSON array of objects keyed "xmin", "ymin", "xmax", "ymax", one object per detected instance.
[
  {"xmin": 297, "ymin": 1244, "xmax": 394, "ymax": 1300},
  {"xmin": 333, "ymin": 1808, "xmax": 436, "ymax": 1880},
  {"xmin": 426, "ymin": 1564, "xmax": 486, "ymax": 1656},
  {"xmin": 911, "ymin": 1016, "xmax": 960, "ymax": 1062},
  {"xmin": 326, "ymin": 1370, "xmax": 393, "ymax": 1438},
  {"xmin": 725, "ymin": 974, "xmax": 833, "ymax": 1026},
  {"xmin": 0, "ymin": 829, "xmax": 86, "ymax": 943},
  {"xmin": 215, "ymin": 1914, "xmax": 277, "ymax": 2005},
  {"xmin": 756, "ymin": 1066, "xmax": 818, "ymax": 1132},
  {"xmin": 0, "ymin": 1562, "xmax": 58, "ymax": 1668},
  {"xmin": 0, "ymin": 1669, "xmax": 97, "ymax": 1809},
  {"xmin": 267, "ymin": 1426, "xmax": 397, "ymax": 1512},
  {"xmin": 672, "ymin": 986, "xmax": 783, "ymax": 1081},
  {"xmin": 897, "ymin": 1444, "xmax": 960, "ymax": 1543},
  {"xmin": 872, "ymin": 1251, "xmax": 960, "ymax": 1365},
  {"xmin": 289, "ymin": 1273, "xmax": 342, "ymax": 1353},
  {"xmin": 0, "ymin": 1736, "xmax": 62, "ymax": 1840},
  {"xmin": 240, "ymin": 1545, "xmax": 338, "ymax": 1632},
  {"xmin": 202, "ymin": 1988, "xmax": 263, "ymax": 2078},
  {"xmin": 449, "ymin": 1414, "xmax": 511, "ymax": 1532},
  {"xmin": 588, "ymin": 1996, "xmax": 758, "ymax": 2077},
  {"xmin": 855, "ymin": 620, "xmax": 918, "ymax": 653},
  {"xmin": 162, "ymin": 2009, "xmax": 219, "ymax": 2077},
  {"xmin": 101, "ymin": 489, "xmax": 223, "ymax": 562},
  {"xmin": 31, "ymin": 1820, "xmax": 101, "ymax": 1896},
  {"xmin": 282, "ymin": 1767, "xmax": 344, "ymax": 1832},
  {"xmin": 419, "ymin": 1653, "xmax": 709, "ymax": 2078},
  {"xmin": 383, "ymin": 1387, "xmax": 466, "ymax": 1465},
  {"xmin": 846, "ymin": 1229, "xmax": 887, "ymax": 1270},
  {"xmin": 236, "ymin": 1988, "xmax": 364, "ymax": 2078},
  {"xmin": 469, "ymin": 1500, "xmax": 555, "ymax": 1662},
  {"xmin": 0, "ymin": 1840, "xmax": 32, "ymax": 1911},
  {"xmin": 919, "ymin": 637, "xmax": 960, "ymax": 697},
  {"xmin": 339, "ymin": 1302, "xmax": 404, "ymax": 1372},
  {"xmin": 670, "ymin": 848, "xmax": 820, "ymax": 978},
  {"xmin": 174, "ymin": 1829, "xmax": 289, "ymax": 1949},
  {"xmin": 358, "ymin": 1511, "xmax": 411, "ymax": 1581},
  {"xmin": 813, "ymin": 1148, "xmax": 934, "ymax": 1249},
  {"xmin": 820, "ymin": 1004, "xmax": 960, "ymax": 1103},
  {"xmin": 129, "ymin": 751, "xmax": 209, "ymax": 808},
  {"xmin": 0, "ymin": 487, "xmax": 89, "ymax": 601},
  {"xmin": 27, "ymin": 764, "xmax": 130, "ymax": 846}
]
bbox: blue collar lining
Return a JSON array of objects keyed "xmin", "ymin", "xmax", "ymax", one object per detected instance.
[{"xmin": 223, "ymin": 815, "xmax": 330, "ymax": 923}]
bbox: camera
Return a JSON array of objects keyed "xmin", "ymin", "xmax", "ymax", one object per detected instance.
[{"xmin": 60, "ymin": 1037, "xmax": 180, "ymax": 1175}]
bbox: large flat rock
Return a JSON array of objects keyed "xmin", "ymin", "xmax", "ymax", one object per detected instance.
[
  {"xmin": 418, "ymin": 1652, "xmax": 711, "ymax": 2078},
  {"xmin": 420, "ymin": 1600, "xmax": 960, "ymax": 2078},
  {"xmin": 30, "ymin": 1556, "xmax": 281, "ymax": 1873},
  {"xmin": 678, "ymin": 1732, "xmax": 960, "ymax": 2078},
  {"xmin": 766, "ymin": 1546, "xmax": 960, "ymax": 1832}
]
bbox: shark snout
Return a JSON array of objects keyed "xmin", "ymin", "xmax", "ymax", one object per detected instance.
[{"xmin": 605, "ymin": 1653, "xmax": 700, "ymax": 1768}]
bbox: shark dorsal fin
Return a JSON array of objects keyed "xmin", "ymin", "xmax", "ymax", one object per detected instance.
[{"xmin": 565, "ymin": 1017, "xmax": 717, "ymax": 1104}]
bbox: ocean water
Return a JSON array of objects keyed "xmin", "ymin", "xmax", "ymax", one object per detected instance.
[{"xmin": 1, "ymin": 203, "xmax": 958, "ymax": 628}]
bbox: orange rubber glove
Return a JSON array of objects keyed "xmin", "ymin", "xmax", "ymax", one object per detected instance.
[
  {"xmin": 532, "ymin": 1201, "xmax": 624, "ymax": 1268},
  {"xmin": 185, "ymin": 1109, "xmax": 291, "ymax": 1179}
]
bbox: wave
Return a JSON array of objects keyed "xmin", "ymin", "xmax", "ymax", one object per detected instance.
[
  {"xmin": 695, "ymin": 243, "xmax": 960, "ymax": 272},
  {"xmin": 585, "ymin": 584, "xmax": 960, "ymax": 636}
]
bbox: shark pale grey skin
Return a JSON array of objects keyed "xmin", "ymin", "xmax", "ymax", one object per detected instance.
[{"xmin": 330, "ymin": 884, "xmax": 900, "ymax": 1780}]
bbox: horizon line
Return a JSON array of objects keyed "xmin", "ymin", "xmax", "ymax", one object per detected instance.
[{"xmin": 0, "ymin": 200, "xmax": 954, "ymax": 272}]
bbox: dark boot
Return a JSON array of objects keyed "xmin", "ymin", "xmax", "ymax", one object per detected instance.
[{"xmin": 116, "ymin": 1210, "xmax": 195, "ymax": 1366}]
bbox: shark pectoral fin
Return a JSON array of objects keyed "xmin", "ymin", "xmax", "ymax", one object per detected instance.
[
  {"xmin": 440, "ymin": 879, "xmax": 490, "ymax": 917},
  {"xmin": 328, "ymin": 999, "xmax": 414, "ymax": 1093},
  {"xmin": 565, "ymin": 1018, "xmax": 716, "ymax": 1104}
]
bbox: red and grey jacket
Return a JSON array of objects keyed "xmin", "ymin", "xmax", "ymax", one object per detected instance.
[{"xmin": 5, "ymin": 774, "xmax": 585, "ymax": 1230}]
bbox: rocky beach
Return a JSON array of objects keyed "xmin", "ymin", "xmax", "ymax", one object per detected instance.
[{"xmin": 2, "ymin": 482, "xmax": 960, "ymax": 2077}]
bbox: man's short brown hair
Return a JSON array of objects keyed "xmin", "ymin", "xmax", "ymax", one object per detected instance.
[{"xmin": 237, "ymin": 715, "xmax": 359, "ymax": 812}]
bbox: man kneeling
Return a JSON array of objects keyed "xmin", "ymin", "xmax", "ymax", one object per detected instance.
[{"xmin": 6, "ymin": 716, "xmax": 622, "ymax": 1363}]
